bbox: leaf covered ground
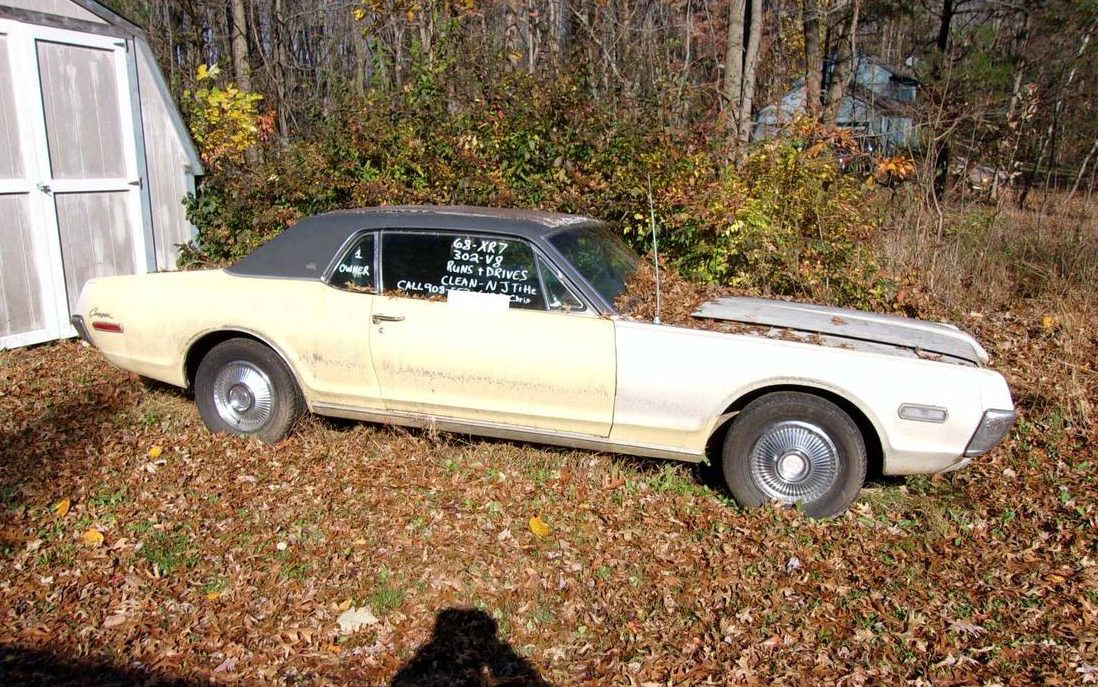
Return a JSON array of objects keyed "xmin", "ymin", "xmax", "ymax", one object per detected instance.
[{"xmin": 0, "ymin": 305, "xmax": 1095, "ymax": 685}]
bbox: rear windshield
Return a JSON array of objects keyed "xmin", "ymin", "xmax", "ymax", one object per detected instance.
[{"xmin": 548, "ymin": 225, "xmax": 640, "ymax": 306}]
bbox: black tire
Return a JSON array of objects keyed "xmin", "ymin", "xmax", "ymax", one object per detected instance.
[
  {"xmin": 721, "ymin": 391, "xmax": 867, "ymax": 517},
  {"xmin": 194, "ymin": 338, "xmax": 305, "ymax": 443}
]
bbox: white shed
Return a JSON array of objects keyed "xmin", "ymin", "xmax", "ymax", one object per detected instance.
[{"xmin": 0, "ymin": 0, "xmax": 202, "ymax": 349}]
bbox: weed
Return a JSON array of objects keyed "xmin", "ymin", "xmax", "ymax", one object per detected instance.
[
  {"xmin": 89, "ymin": 485, "xmax": 127, "ymax": 509},
  {"xmin": 530, "ymin": 606, "xmax": 553, "ymax": 625},
  {"xmin": 649, "ymin": 465, "xmax": 706, "ymax": 496},
  {"xmin": 280, "ymin": 561, "xmax": 314, "ymax": 581},
  {"xmin": 0, "ymin": 484, "xmax": 21, "ymax": 511},
  {"xmin": 528, "ymin": 467, "xmax": 555, "ymax": 485},
  {"xmin": 368, "ymin": 567, "xmax": 405, "ymax": 616},
  {"xmin": 202, "ymin": 576, "xmax": 229, "ymax": 596},
  {"xmin": 139, "ymin": 530, "xmax": 197, "ymax": 575},
  {"xmin": 139, "ymin": 407, "xmax": 163, "ymax": 428},
  {"xmin": 37, "ymin": 542, "xmax": 78, "ymax": 567},
  {"xmin": 126, "ymin": 520, "xmax": 155, "ymax": 535}
]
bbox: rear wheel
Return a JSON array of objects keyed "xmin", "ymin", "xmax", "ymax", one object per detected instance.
[
  {"xmin": 194, "ymin": 338, "xmax": 304, "ymax": 443},
  {"xmin": 721, "ymin": 392, "xmax": 867, "ymax": 517}
]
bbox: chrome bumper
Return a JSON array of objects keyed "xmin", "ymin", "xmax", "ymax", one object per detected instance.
[
  {"xmin": 70, "ymin": 315, "xmax": 95, "ymax": 349},
  {"xmin": 964, "ymin": 409, "xmax": 1017, "ymax": 456}
]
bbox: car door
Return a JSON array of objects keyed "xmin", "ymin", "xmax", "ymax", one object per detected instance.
[
  {"xmin": 368, "ymin": 230, "xmax": 616, "ymax": 437},
  {"xmin": 306, "ymin": 232, "xmax": 386, "ymax": 408}
]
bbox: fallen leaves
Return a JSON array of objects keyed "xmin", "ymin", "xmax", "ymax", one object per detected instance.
[
  {"xmin": 81, "ymin": 528, "xmax": 104, "ymax": 547},
  {"xmin": 0, "ymin": 328, "xmax": 1095, "ymax": 686},
  {"xmin": 52, "ymin": 498, "xmax": 70, "ymax": 518},
  {"xmin": 102, "ymin": 613, "xmax": 127, "ymax": 629},
  {"xmin": 528, "ymin": 515, "xmax": 551, "ymax": 538},
  {"xmin": 336, "ymin": 606, "xmax": 379, "ymax": 635}
]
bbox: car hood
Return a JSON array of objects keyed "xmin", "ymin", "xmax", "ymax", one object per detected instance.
[{"xmin": 692, "ymin": 296, "xmax": 989, "ymax": 366}]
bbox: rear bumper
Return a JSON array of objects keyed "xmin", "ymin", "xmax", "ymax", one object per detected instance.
[
  {"xmin": 964, "ymin": 409, "xmax": 1017, "ymax": 456},
  {"xmin": 70, "ymin": 315, "xmax": 95, "ymax": 348}
]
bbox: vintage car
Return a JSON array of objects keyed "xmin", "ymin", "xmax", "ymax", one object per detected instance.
[{"xmin": 73, "ymin": 206, "xmax": 1015, "ymax": 516}]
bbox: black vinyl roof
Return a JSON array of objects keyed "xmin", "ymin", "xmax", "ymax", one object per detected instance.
[{"xmin": 226, "ymin": 206, "xmax": 599, "ymax": 280}]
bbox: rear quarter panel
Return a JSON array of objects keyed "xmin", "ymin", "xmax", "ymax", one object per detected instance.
[{"xmin": 77, "ymin": 271, "xmax": 326, "ymax": 396}]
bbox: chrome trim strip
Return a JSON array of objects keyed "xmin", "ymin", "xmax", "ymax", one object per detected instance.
[{"xmin": 312, "ymin": 401, "xmax": 705, "ymax": 462}]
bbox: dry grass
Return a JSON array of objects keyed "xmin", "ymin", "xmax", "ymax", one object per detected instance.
[
  {"xmin": 875, "ymin": 190, "xmax": 1098, "ymax": 426},
  {"xmin": 876, "ymin": 189, "xmax": 1098, "ymax": 312}
]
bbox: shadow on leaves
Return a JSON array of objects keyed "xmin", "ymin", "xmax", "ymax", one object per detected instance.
[
  {"xmin": 0, "ymin": 644, "xmax": 198, "ymax": 686},
  {"xmin": 390, "ymin": 608, "xmax": 552, "ymax": 687}
]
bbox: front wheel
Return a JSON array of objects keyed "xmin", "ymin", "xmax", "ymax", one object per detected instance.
[
  {"xmin": 194, "ymin": 338, "xmax": 304, "ymax": 443},
  {"xmin": 721, "ymin": 392, "xmax": 867, "ymax": 517}
]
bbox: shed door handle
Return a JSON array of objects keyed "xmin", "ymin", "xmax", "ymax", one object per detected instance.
[{"xmin": 372, "ymin": 313, "xmax": 405, "ymax": 324}]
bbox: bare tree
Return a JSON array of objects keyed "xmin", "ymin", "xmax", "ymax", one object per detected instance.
[
  {"xmin": 724, "ymin": 0, "xmax": 763, "ymax": 146},
  {"xmin": 737, "ymin": 0, "xmax": 763, "ymax": 143},
  {"xmin": 230, "ymin": 0, "xmax": 252, "ymax": 91},
  {"xmin": 822, "ymin": 0, "xmax": 859, "ymax": 126},
  {"xmin": 803, "ymin": 0, "xmax": 822, "ymax": 119},
  {"xmin": 723, "ymin": 0, "xmax": 746, "ymax": 120}
]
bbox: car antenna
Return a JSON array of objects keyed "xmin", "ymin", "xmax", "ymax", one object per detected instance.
[{"xmin": 647, "ymin": 173, "xmax": 662, "ymax": 325}]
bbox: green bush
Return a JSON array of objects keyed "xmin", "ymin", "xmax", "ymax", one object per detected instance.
[{"xmin": 181, "ymin": 68, "xmax": 891, "ymax": 307}]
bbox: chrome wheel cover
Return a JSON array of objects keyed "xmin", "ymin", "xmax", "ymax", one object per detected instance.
[
  {"xmin": 212, "ymin": 361, "xmax": 274, "ymax": 432},
  {"xmin": 749, "ymin": 420, "xmax": 840, "ymax": 503}
]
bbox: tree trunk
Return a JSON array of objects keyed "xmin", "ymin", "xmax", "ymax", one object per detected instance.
[
  {"xmin": 936, "ymin": 0, "xmax": 954, "ymax": 54},
  {"xmin": 352, "ymin": 21, "xmax": 368, "ymax": 97},
  {"xmin": 932, "ymin": 0, "xmax": 955, "ymax": 199},
  {"xmin": 230, "ymin": 0, "xmax": 251, "ymax": 92},
  {"xmin": 822, "ymin": 0, "xmax": 858, "ymax": 126},
  {"xmin": 737, "ymin": 0, "xmax": 762, "ymax": 144},
  {"xmin": 551, "ymin": 0, "xmax": 572, "ymax": 63},
  {"xmin": 803, "ymin": 0, "xmax": 822, "ymax": 119},
  {"xmin": 271, "ymin": 0, "xmax": 288, "ymax": 140},
  {"xmin": 1068, "ymin": 135, "xmax": 1098, "ymax": 201},
  {"xmin": 723, "ymin": 0, "xmax": 747, "ymax": 123}
]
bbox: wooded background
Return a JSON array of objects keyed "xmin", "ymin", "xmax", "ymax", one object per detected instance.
[
  {"xmin": 86, "ymin": 0, "xmax": 1098, "ymax": 317},
  {"xmin": 107, "ymin": 0, "xmax": 1097, "ymax": 195}
]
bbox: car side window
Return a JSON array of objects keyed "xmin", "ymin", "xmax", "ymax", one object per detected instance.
[
  {"xmin": 329, "ymin": 233, "xmax": 376, "ymax": 293},
  {"xmin": 537, "ymin": 257, "xmax": 586, "ymax": 312},
  {"xmin": 381, "ymin": 232, "xmax": 547, "ymax": 310}
]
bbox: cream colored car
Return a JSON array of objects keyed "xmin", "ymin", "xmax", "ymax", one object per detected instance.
[{"xmin": 73, "ymin": 206, "xmax": 1015, "ymax": 516}]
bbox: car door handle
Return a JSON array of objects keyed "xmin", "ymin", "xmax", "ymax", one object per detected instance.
[{"xmin": 372, "ymin": 313, "xmax": 405, "ymax": 324}]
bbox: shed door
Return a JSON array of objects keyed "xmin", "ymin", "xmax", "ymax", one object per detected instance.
[
  {"xmin": 0, "ymin": 21, "xmax": 146, "ymax": 349},
  {"xmin": 0, "ymin": 30, "xmax": 51, "ymax": 347}
]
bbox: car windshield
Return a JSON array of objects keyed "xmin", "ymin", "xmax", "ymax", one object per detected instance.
[{"xmin": 548, "ymin": 225, "xmax": 640, "ymax": 306}]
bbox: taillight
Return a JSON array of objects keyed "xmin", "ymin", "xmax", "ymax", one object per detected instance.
[{"xmin": 92, "ymin": 321, "xmax": 123, "ymax": 333}]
